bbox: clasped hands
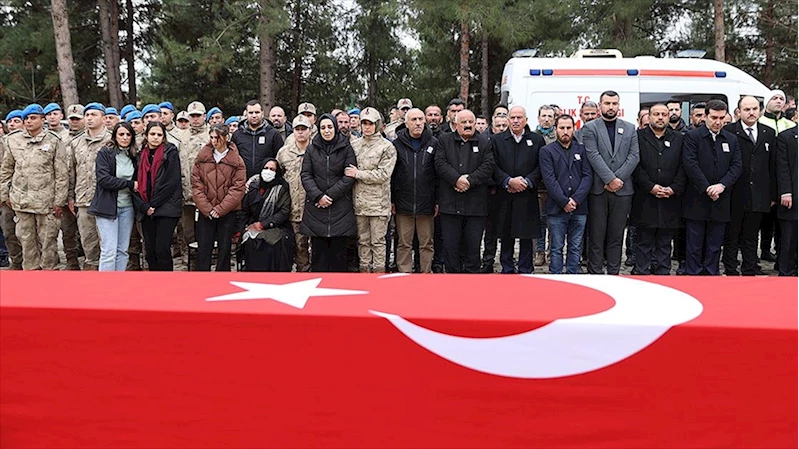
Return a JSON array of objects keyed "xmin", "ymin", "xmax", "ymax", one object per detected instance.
[
  {"xmin": 316, "ymin": 194, "xmax": 333, "ymax": 208},
  {"xmin": 507, "ymin": 176, "xmax": 528, "ymax": 193},
  {"xmin": 604, "ymin": 177, "xmax": 624, "ymax": 192},
  {"xmin": 706, "ymin": 183, "xmax": 725, "ymax": 201},
  {"xmin": 454, "ymin": 175, "xmax": 470, "ymax": 193},
  {"xmin": 650, "ymin": 184, "xmax": 675, "ymax": 198}
]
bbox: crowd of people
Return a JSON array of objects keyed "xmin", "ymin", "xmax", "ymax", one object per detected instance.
[{"xmin": 0, "ymin": 89, "xmax": 796, "ymax": 276}]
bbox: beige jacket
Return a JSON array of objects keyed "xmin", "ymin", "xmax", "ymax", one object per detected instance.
[
  {"xmin": 0, "ymin": 129, "xmax": 69, "ymax": 214},
  {"xmin": 70, "ymin": 128, "xmax": 111, "ymax": 207},
  {"xmin": 351, "ymin": 134, "xmax": 396, "ymax": 216},
  {"xmin": 276, "ymin": 139, "xmax": 309, "ymax": 222},
  {"xmin": 180, "ymin": 124, "xmax": 209, "ymax": 205}
]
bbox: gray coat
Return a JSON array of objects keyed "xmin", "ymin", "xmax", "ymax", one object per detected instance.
[{"xmin": 582, "ymin": 117, "xmax": 639, "ymax": 196}]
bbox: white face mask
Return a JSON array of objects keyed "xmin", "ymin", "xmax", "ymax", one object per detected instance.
[{"xmin": 261, "ymin": 169, "xmax": 276, "ymax": 183}]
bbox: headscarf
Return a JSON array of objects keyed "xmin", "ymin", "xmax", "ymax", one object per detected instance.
[{"xmin": 312, "ymin": 113, "xmax": 346, "ymax": 154}]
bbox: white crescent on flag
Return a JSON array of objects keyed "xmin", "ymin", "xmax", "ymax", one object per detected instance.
[{"xmin": 370, "ymin": 275, "xmax": 704, "ymax": 379}]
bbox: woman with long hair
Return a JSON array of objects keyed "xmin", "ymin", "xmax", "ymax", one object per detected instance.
[
  {"xmin": 300, "ymin": 113, "xmax": 357, "ymax": 272},
  {"xmin": 191, "ymin": 124, "xmax": 246, "ymax": 271},
  {"xmin": 89, "ymin": 122, "xmax": 138, "ymax": 271},
  {"xmin": 136, "ymin": 121, "xmax": 182, "ymax": 271},
  {"xmin": 240, "ymin": 158, "xmax": 294, "ymax": 271}
]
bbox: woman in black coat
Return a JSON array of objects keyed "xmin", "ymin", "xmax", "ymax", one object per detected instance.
[
  {"xmin": 300, "ymin": 114, "xmax": 357, "ymax": 272},
  {"xmin": 135, "ymin": 121, "xmax": 183, "ymax": 271},
  {"xmin": 240, "ymin": 158, "xmax": 295, "ymax": 271}
]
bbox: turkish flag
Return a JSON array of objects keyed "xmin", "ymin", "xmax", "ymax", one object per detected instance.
[{"xmin": 1, "ymin": 272, "xmax": 796, "ymax": 448}]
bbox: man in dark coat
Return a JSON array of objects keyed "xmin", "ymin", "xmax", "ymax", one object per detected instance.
[
  {"xmin": 491, "ymin": 106, "xmax": 545, "ymax": 274},
  {"xmin": 434, "ymin": 109, "xmax": 495, "ymax": 273},
  {"xmin": 232, "ymin": 100, "xmax": 285, "ymax": 179},
  {"xmin": 682, "ymin": 100, "xmax": 742, "ymax": 275},
  {"xmin": 721, "ymin": 96, "xmax": 777, "ymax": 276},
  {"xmin": 631, "ymin": 104, "xmax": 686, "ymax": 275},
  {"xmin": 776, "ymin": 126, "xmax": 798, "ymax": 276},
  {"xmin": 539, "ymin": 115, "xmax": 593, "ymax": 274}
]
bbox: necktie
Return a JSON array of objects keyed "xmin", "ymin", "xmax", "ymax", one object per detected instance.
[{"xmin": 746, "ymin": 127, "xmax": 755, "ymax": 143}]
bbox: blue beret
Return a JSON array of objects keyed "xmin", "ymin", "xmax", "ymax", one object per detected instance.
[
  {"xmin": 348, "ymin": 108, "xmax": 361, "ymax": 115},
  {"xmin": 141, "ymin": 104, "xmax": 160, "ymax": 116},
  {"xmin": 206, "ymin": 107, "xmax": 222, "ymax": 122},
  {"xmin": 120, "ymin": 104, "xmax": 136, "ymax": 119},
  {"xmin": 21, "ymin": 104, "xmax": 44, "ymax": 120},
  {"xmin": 5, "ymin": 110, "xmax": 24, "ymax": 121},
  {"xmin": 105, "ymin": 107, "xmax": 119, "ymax": 116},
  {"xmin": 158, "ymin": 101, "xmax": 174, "ymax": 111},
  {"xmin": 125, "ymin": 111, "xmax": 143, "ymax": 122},
  {"xmin": 83, "ymin": 102, "xmax": 106, "ymax": 114},
  {"xmin": 43, "ymin": 103, "xmax": 62, "ymax": 115},
  {"xmin": 224, "ymin": 116, "xmax": 239, "ymax": 126}
]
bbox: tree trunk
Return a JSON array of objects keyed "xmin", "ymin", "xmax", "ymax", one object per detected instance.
[
  {"xmin": 763, "ymin": 0, "xmax": 774, "ymax": 86},
  {"xmin": 458, "ymin": 0, "xmax": 470, "ymax": 106},
  {"xmin": 98, "ymin": 0, "xmax": 123, "ymax": 108},
  {"xmin": 50, "ymin": 0, "xmax": 79, "ymax": 106},
  {"xmin": 259, "ymin": 0, "xmax": 276, "ymax": 109},
  {"xmin": 125, "ymin": 0, "xmax": 136, "ymax": 103},
  {"xmin": 367, "ymin": 50, "xmax": 377, "ymax": 106},
  {"xmin": 713, "ymin": 0, "xmax": 725, "ymax": 62},
  {"xmin": 290, "ymin": 2, "xmax": 302, "ymax": 112},
  {"xmin": 480, "ymin": 31, "xmax": 489, "ymax": 116}
]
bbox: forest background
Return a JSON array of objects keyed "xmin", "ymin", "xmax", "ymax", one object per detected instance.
[{"xmin": 1, "ymin": 0, "xmax": 796, "ymax": 118}]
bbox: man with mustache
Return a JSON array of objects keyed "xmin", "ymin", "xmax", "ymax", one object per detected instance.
[{"xmin": 434, "ymin": 109, "xmax": 495, "ymax": 273}]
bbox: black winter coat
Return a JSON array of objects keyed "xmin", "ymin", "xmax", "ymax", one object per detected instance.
[
  {"xmin": 391, "ymin": 128, "xmax": 438, "ymax": 216},
  {"xmin": 300, "ymin": 133, "xmax": 357, "ymax": 237},
  {"xmin": 631, "ymin": 127, "xmax": 686, "ymax": 229},
  {"xmin": 682, "ymin": 126, "xmax": 742, "ymax": 222},
  {"xmin": 88, "ymin": 146, "xmax": 137, "ymax": 219},
  {"xmin": 232, "ymin": 121, "xmax": 285, "ymax": 179},
  {"xmin": 435, "ymin": 131, "xmax": 495, "ymax": 216},
  {"xmin": 776, "ymin": 127, "xmax": 798, "ymax": 221},
  {"xmin": 723, "ymin": 121, "xmax": 777, "ymax": 213},
  {"xmin": 136, "ymin": 143, "xmax": 183, "ymax": 219},
  {"xmin": 491, "ymin": 129, "xmax": 545, "ymax": 239}
]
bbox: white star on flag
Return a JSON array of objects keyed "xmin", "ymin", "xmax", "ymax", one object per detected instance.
[{"xmin": 205, "ymin": 278, "xmax": 369, "ymax": 309}]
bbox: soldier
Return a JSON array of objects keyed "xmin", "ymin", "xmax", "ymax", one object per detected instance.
[
  {"xmin": 178, "ymin": 101, "xmax": 211, "ymax": 262},
  {"xmin": 276, "ymin": 115, "xmax": 313, "ymax": 272},
  {"xmin": 206, "ymin": 107, "xmax": 224, "ymax": 126},
  {"xmin": 385, "ymin": 98, "xmax": 412, "ymax": 141},
  {"xmin": 69, "ymin": 102, "xmax": 111, "ymax": 270},
  {"xmin": 104, "ymin": 107, "xmax": 120, "ymax": 130},
  {"xmin": 159, "ymin": 102, "xmax": 176, "ymax": 132},
  {"xmin": 5, "ymin": 110, "xmax": 24, "ymax": 132},
  {"xmin": 120, "ymin": 104, "xmax": 136, "ymax": 121},
  {"xmin": 1, "ymin": 111, "xmax": 24, "ymax": 269},
  {"xmin": 44, "ymin": 103, "xmax": 70, "ymax": 140},
  {"xmin": 66, "ymin": 104, "xmax": 85, "ymax": 138},
  {"xmin": 225, "ymin": 116, "xmax": 240, "ymax": 135},
  {"xmin": 0, "ymin": 104, "xmax": 69, "ymax": 270},
  {"xmin": 142, "ymin": 104, "xmax": 162, "ymax": 124},
  {"xmin": 126, "ymin": 111, "xmax": 145, "ymax": 148},
  {"xmin": 348, "ymin": 109, "xmax": 362, "ymax": 138},
  {"xmin": 176, "ymin": 111, "xmax": 190, "ymax": 131},
  {"xmin": 346, "ymin": 107, "xmax": 397, "ymax": 273}
]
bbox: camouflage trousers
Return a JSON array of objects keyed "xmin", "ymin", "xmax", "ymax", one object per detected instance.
[
  {"xmin": 291, "ymin": 221, "xmax": 310, "ymax": 272},
  {"xmin": 77, "ymin": 207, "xmax": 100, "ymax": 270},
  {"xmin": 356, "ymin": 215, "xmax": 389, "ymax": 273},
  {"xmin": 1, "ymin": 205, "xmax": 22, "ymax": 268},
  {"xmin": 16, "ymin": 211, "xmax": 60, "ymax": 270},
  {"xmin": 60, "ymin": 208, "xmax": 80, "ymax": 269}
]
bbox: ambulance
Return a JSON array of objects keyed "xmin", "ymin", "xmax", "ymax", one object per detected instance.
[{"xmin": 500, "ymin": 49, "xmax": 772, "ymax": 128}]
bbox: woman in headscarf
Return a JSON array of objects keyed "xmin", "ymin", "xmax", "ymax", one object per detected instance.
[
  {"xmin": 136, "ymin": 121, "xmax": 182, "ymax": 271},
  {"xmin": 89, "ymin": 122, "xmax": 138, "ymax": 271},
  {"xmin": 300, "ymin": 113, "xmax": 358, "ymax": 272},
  {"xmin": 240, "ymin": 158, "xmax": 294, "ymax": 271}
]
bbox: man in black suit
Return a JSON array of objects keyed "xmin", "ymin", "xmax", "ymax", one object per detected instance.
[
  {"xmin": 776, "ymin": 126, "xmax": 798, "ymax": 276},
  {"xmin": 630, "ymin": 104, "xmax": 686, "ymax": 275},
  {"xmin": 721, "ymin": 96, "xmax": 777, "ymax": 275},
  {"xmin": 682, "ymin": 100, "xmax": 742, "ymax": 275}
]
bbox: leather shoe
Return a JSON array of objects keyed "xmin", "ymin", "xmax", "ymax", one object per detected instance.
[{"xmin": 761, "ymin": 251, "xmax": 777, "ymax": 262}]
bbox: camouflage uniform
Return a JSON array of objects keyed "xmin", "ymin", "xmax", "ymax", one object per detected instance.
[
  {"xmin": 60, "ymin": 127, "xmax": 85, "ymax": 269},
  {"xmin": 383, "ymin": 120, "xmax": 403, "ymax": 142},
  {"xmin": 351, "ymin": 114, "xmax": 397, "ymax": 273},
  {"xmin": 276, "ymin": 138, "xmax": 310, "ymax": 272},
  {"xmin": 0, "ymin": 134, "xmax": 22, "ymax": 269},
  {"xmin": 179, "ymin": 124, "xmax": 209, "ymax": 254},
  {"xmin": 0, "ymin": 129, "xmax": 69, "ymax": 270},
  {"xmin": 70, "ymin": 128, "xmax": 111, "ymax": 269},
  {"xmin": 283, "ymin": 124, "xmax": 317, "ymax": 148}
]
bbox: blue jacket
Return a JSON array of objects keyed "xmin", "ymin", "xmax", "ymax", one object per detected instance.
[{"xmin": 539, "ymin": 140, "xmax": 593, "ymax": 215}]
